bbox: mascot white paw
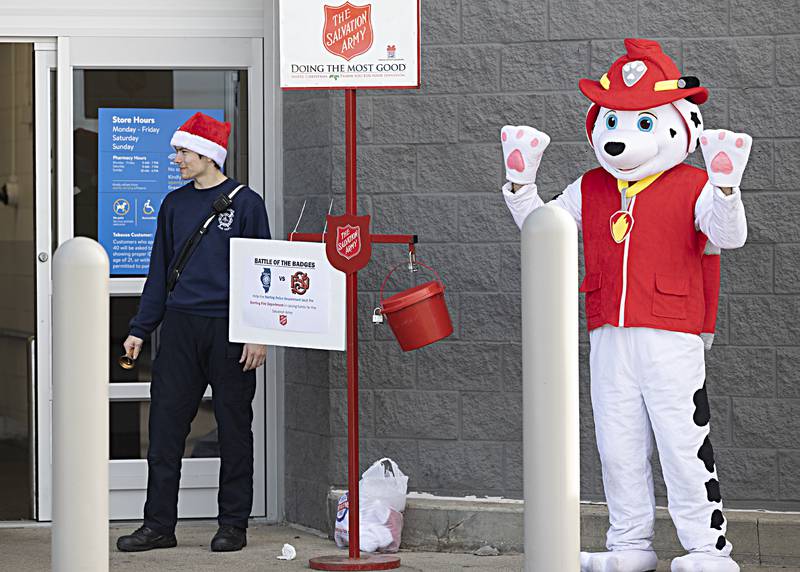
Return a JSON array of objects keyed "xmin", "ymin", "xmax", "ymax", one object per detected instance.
[
  {"xmin": 699, "ymin": 129, "xmax": 752, "ymax": 188},
  {"xmin": 671, "ymin": 552, "xmax": 740, "ymax": 572},
  {"xmin": 500, "ymin": 125, "xmax": 550, "ymax": 185},
  {"xmin": 580, "ymin": 549, "xmax": 658, "ymax": 572}
]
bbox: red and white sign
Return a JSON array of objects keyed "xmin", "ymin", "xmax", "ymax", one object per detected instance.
[
  {"xmin": 336, "ymin": 224, "xmax": 362, "ymax": 259},
  {"xmin": 326, "ymin": 214, "xmax": 372, "ymax": 274},
  {"xmin": 229, "ymin": 239, "xmax": 346, "ymax": 351},
  {"xmin": 323, "ymin": 3, "xmax": 373, "ymax": 61},
  {"xmin": 280, "ymin": 0, "xmax": 420, "ymax": 89}
]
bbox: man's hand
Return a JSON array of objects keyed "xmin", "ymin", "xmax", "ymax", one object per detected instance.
[
  {"xmin": 240, "ymin": 343, "xmax": 267, "ymax": 371},
  {"xmin": 501, "ymin": 125, "xmax": 550, "ymax": 186},
  {"xmin": 123, "ymin": 335, "xmax": 144, "ymax": 360}
]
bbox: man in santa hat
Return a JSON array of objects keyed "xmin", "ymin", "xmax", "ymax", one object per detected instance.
[
  {"xmin": 117, "ymin": 112, "xmax": 270, "ymax": 553},
  {"xmin": 501, "ymin": 39, "xmax": 750, "ymax": 572}
]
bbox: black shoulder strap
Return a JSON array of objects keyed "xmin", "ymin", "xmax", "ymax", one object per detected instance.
[{"xmin": 166, "ymin": 184, "xmax": 245, "ymax": 292}]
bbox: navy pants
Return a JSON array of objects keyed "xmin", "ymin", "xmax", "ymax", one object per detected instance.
[{"xmin": 143, "ymin": 310, "xmax": 256, "ymax": 534}]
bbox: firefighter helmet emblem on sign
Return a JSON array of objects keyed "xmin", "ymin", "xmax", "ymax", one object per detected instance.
[
  {"xmin": 291, "ymin": 271, "xmax": 310, "ymax": 295},
  {"xmin": 323, "ymin": 2, "xmax": 374, "ymax": 61}
]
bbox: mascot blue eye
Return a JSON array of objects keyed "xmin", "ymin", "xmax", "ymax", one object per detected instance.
[
  {"xmin": 605, "ymin": 114, "xmax": 618, "ymax": 130},
  {"xmin": 637, "ymin": 116, "xmax": 654, "ymax": 132}
]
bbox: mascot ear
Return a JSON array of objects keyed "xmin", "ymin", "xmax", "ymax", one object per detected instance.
[
  {"xmin": 671, "ymin": 98, "xmax": 703, "ymax": 154},
  {"xmin": 585, "ymin": 103, "xmax": 601, "ymax": 148}
]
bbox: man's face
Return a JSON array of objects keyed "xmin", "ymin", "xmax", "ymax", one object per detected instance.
[{"xmin": 172, "ymin": 147, "xmax": 215, "ymax": 180}]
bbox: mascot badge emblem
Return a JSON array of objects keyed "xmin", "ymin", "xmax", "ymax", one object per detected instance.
[{"xmin": 501, "ymin": 38, "xmax": 751, "ymax": 572}]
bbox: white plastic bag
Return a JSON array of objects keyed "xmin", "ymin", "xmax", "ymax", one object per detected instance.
[
  {"xmin": 334, "ymin": 458, "xmax": 408, "ymax": 553},
  {"xmin": 360, "ymin": 458, "xmax": 408, "ymax": 512}
]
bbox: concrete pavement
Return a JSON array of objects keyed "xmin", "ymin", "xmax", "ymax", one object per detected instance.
[{"xmin": 0, "ymin": 520, "xmax": 796, "ymax": 571}]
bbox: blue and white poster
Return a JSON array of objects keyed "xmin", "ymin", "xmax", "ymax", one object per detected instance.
[{"xmin": 98, "ymin": 108, "xmax": 224, "ymax": 276}]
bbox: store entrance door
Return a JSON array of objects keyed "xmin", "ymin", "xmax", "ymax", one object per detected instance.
[{"xmin": 36, "ymin": 36, "xmax": 267, "ymax": 522}]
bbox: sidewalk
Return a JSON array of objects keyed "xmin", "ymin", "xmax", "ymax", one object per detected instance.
[{"xmin": 0, "ymin": 520, "xmax": 795, "ymax": 571}]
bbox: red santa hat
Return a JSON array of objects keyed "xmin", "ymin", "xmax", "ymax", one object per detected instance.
[
  {"xmin": 580, "ymin": 38, "xmax": 708, "ymax": 152},
  {"xmin": 170, "ymin": 112, "xmax": 231, "ymax": 167}
]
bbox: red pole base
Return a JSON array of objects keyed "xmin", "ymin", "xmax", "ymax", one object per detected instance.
[{"xmin": 309, "ymin": 554, "xmax": 401, "ymax": 571}]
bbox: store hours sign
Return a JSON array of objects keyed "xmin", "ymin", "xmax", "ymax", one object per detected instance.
[
  {"xmin": 97, "ymin": 108, "xmax": 223, "ymax": 276},
  {"xmin": 279, "ymin": 0, "xmax": 420, "ymax": 89}
]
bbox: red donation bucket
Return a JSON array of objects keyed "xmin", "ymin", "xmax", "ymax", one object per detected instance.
[{"xmin": 379, "ymin": 261, "xmax": 453, "ymax": 351}]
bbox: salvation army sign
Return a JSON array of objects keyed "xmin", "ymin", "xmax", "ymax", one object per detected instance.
[
  {"xmin": 323, "ymin": 3, "xmax": 373, "ymax": 61},
  {"xmin": 326, "ymin": 214, "xmax": 372, "ymax": 273},
  {"xmin": 280, "ymin": 0, "xmax": 420, "ymax": 89}
]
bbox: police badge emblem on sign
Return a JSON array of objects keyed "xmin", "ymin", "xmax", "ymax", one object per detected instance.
[{"xmin": 326, "ymin": 214, "xmax": 372, "ymax": 274}]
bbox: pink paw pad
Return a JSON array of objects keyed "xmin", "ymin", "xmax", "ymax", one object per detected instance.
[
  {"xmin": 700, "ymin": 136, "xmax": 708, "ymax": 146},
  {"xmin": 710, "ymin": 151, "xmax": 734, "ymax": 175},
  {"xmin": 718, "ymin": 131, "xmax": 726, "ymax": 140},
  {"xmin": 516, "ymin": 129, "xmax": 524, "ymax": 139},
  {"xmin": 736, "ymin": 137, "xmax": 745, "ymax": 148},
  {"xmin": 506, "ymin": 149, "xmax": 525, "ymax": 172},
  {"xmin": 502, "ymin": 131, "xmax": 507, "ymax": 142},
  {"xmin": 530, "ymin": 138, "xmax": 539, "ymax": 148}
]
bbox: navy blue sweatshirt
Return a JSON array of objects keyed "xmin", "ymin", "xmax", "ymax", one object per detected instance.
[{"xmin": 129, "ymin": 178, "xmax": 271, "ymax": 339}]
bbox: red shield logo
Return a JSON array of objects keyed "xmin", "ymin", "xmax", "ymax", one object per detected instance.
[
  {"xmin": 279, "ymin": 314, "xmax": 288, "ymax": 326},
  {"xmin": 326, "ymin": 214, "xmax": 372, "ymax": 274},
  {"xmin": 337, "ymin": 225, "xmax": 361, "ymax": 260},
  {"xmin": 323, "ymin": 2, "xmax": 373, "ymax": 61}
]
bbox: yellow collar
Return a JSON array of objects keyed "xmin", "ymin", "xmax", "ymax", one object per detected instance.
[{"xmin": 617, "ymin": 171, "xmax": 665, "ymax": 198}]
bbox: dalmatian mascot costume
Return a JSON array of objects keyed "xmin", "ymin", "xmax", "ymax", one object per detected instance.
[{"xmin": 502, "ymin": 39, "xmax": 750, "ymax": 572}]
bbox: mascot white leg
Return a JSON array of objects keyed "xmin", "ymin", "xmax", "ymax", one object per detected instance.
[
  {"xmin": 579, "ymin": 326, "xmax": 659, "ymax": 572},
  {"xmin": 636, "ymin": 329, "xmax": 739, "ymax": 572}
]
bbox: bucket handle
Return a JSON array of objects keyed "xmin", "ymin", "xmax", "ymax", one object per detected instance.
[{"xmin": 379, "ymin": 260, "xmax": 444, "ymax": 306}]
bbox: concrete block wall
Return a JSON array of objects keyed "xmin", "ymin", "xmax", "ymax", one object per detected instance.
[{"xmin": 282, "ymin": 1, "xmax": 800, "ymax": 530}]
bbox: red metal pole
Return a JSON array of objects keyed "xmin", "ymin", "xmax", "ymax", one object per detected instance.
[
  {"xmin": 309, "ymin": 87, "xmax": 399, "ymax": 571},
  {"xmin": 345, "ymin": 87, "xmax": 360, "ymax": 560}
]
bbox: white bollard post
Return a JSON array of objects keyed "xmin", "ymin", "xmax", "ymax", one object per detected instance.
[
  {"xmin": 522, "ymin": 205, "xmax": 580, "ymax": 572},
  {"xmin": 52, "ymin": 237, "xmax": 109, "ymax": 572}
]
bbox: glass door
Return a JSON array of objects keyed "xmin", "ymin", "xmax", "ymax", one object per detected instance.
[
  {"xmin": 0, "ymin": 41, "xmax": 37, "ymax": 521},
  {"xmin": 42, "ymin": 36, "xmax": 267, "ymax": 521}
]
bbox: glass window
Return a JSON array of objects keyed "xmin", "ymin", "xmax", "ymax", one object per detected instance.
[
  {"xmin": 72, "ymin": 69, "xmax": 249, "ymax": 274},
  {"xmin": 110, "ymin": 400, "xmax": 219, "ymax": 460},
  {"xmin": 110, "ymin": 296, "xmax": 154, "ymax": 383},
  {"xmin": 0, "ymin": 42, "xmax": 34, "ymax": 520}
]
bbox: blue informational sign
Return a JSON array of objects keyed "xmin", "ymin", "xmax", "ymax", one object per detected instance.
[{"xmin": 98, "ymin": 108, "xmax": 225, "ymax": 276}]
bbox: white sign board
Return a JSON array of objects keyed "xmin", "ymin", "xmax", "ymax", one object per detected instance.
[
  {"xmin": 279, "ymin": 0, "xmax": 420, "ymax": 89},
  {"xmin": 229, "ymin": 239, "xmax": 346, "ymax": 351}
]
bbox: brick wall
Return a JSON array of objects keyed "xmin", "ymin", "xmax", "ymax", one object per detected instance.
[{"xmin": 282, "ymin": 0, "xmax": 800, "ymax": 530}]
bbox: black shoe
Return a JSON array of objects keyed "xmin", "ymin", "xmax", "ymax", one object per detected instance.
[
  {"xmin": 116, "ymin": 525, "xmax": 177, "ymax": 552},
  {"xmin": 210, "ymin": 525, "xmax": 247, "ymax": 552}
]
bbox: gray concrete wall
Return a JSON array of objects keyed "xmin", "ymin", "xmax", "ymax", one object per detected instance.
[{"xmin": 282, "ymin": 0, "xmax": 800, "ymax": 531}]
